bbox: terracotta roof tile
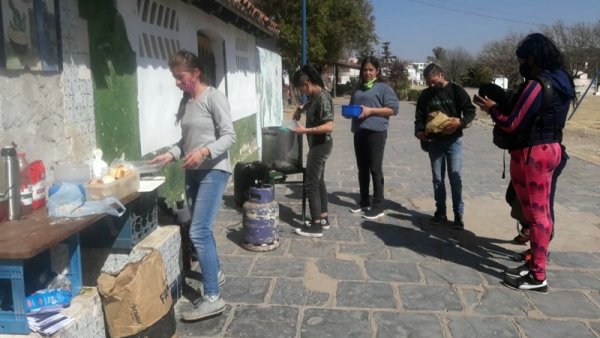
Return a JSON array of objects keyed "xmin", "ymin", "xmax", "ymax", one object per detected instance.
[{"xmin": 228, "ymin": 0, "xmax": 279, "ymax": 36}]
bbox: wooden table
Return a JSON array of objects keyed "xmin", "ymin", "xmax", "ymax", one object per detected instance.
[
  {"xmin": 0, "ymin": 192, "xmax": 141, "ymax": 335},
  {"xmin": 0, "ymin": 192, "xmax": 140, "ymax": 260}
]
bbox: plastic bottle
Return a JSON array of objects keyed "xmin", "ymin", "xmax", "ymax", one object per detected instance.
[
  {"xmin": 17, "ymin": 152, "xmax": 33, "ymax": 215},
  {"xmin": 30, "ymin": 160, "xmax": 46, "ymax": 210}
]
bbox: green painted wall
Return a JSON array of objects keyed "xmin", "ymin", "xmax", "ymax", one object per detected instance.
[
  {"xmin": 79, "ymin": 0, "xmax": 140, "ymax": 163},
  {"xmin": 154, "ymin": 114, "xmax": 258, "ymax": 206},
  {"xmin": 80, "ymin": 1, "xmax": 259, "ymax": 207}
]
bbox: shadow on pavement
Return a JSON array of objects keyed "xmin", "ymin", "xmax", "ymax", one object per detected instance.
[{"xmin": 359, "ymin": 199, "xmax": 521, "ymax": 280}]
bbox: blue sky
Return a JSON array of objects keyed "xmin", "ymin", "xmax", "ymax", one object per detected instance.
[{"xmin": 370, "ymin": 0, "xmax": 600, "ymax": 62}]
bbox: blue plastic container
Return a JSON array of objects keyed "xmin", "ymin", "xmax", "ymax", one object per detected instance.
[{"xmin": 341, "ymin": 105, "xmax": 362, "ymax": 118}]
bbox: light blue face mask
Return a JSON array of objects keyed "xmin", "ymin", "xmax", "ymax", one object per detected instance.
[{"xmin": 363, "ymin": 78, "xmax": 377, "ymax": 89}]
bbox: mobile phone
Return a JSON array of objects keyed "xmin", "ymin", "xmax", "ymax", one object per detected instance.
[{"xmin": 473, "ymin": 94, "xmax": 484, "ymax": 103}]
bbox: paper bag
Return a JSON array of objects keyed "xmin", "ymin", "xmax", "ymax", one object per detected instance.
[
  {"xmin": 425, "ymin": 110, "xmax": 452, "ymax": 135},
  {"xmin": 97, "ymin": 250, "xmax": 172, "ymax": 338}
]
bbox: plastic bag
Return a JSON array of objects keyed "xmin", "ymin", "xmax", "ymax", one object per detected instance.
[
  {"xmin": 425, "ymin": 110, "xmax": 452, "ymax": 135},
  {"xmin": 91, "ymin": 149, "xmax": 108, "ymax": 179},
  {"xmin": 47, "ymin": 183, "xmax": 126, "ymax": 218},
  {"xmin": 26, "ymin": 270, "xmax": 72, "ymax": 313}
]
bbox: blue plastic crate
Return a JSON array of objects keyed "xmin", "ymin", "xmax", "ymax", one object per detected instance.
[
  {"xmin": 0, "ymin": 262, "xmax": 27, "ymax": 334},
  {"xmin": 0, "ymin": 234, "xmax": 82, "ymax": 335},
  {"xmin": 80, "ymin": 191, "xmax": 158, "ymax": 250}
]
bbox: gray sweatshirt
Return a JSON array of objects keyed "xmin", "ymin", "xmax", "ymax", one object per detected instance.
[
  {"xmin": 168, "ymin": 87, "xmax": 236, "ymax": 173},
  {"xmin": 350, "ymin": 82, "xmax": 399, "ymax": 132}
]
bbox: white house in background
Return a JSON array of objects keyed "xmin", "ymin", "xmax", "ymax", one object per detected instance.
[
  {"xmin": 408, "ymin": 62, "xmax": 428, "ymax": 85},
  {"xmin": 337, "ymin": 58, "xmax": 360, "ymax": 85},
  {"xmin": 494, "ymin": 76, "xmax": 509, "ymax": 89}
]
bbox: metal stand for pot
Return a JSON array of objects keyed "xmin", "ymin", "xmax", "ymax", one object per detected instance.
[
  {"xmin": 262, "ymin": 132, "xmax": 307, "ymax": 224},
  {"xmin": 267, "ymin": 168, "xmax": 306, "ymax": 224}
]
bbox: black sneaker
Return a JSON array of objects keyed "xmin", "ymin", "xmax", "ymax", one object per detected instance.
[
  {"xmin": 502, "ymin": 273, "xmax": 548, "ymax": 294},
  {"xmin": 504, "ymin": 263, "xmax": 529, "ymax": 278},
  {"xmin": 295, "ymin": 222, "xmax": 323, "ymax": 238},
  {"xmin": 362, "ymin": 207, "xmax": 384, "ymax": 220},
  {"xmin": 430, "ymin": 212, "xmax": 448, "ymax": 225},
  {"xmin": 349, "ymin": 205, "xmax": 369, "ymax": 213},
  {"xmin": 304, "ymin": 217, "xmax": 330, "ymax": 230},
  {"xmin": 452, "ymin": 214, "xmax": 464, "ymax": 230}
]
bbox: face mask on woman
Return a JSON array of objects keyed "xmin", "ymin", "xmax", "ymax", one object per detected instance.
[
  {"xmin": 519, "ymin": 63, "xmax": 532, "ymax": 78},
  {"xmin": 181, "ymin": 78, "xmax": 198, "ymax": 94}
]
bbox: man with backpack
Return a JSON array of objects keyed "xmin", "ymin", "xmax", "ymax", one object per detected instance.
[{"xmin": 414, "ymin": 63, "xmax": 476, "ymax": 230}]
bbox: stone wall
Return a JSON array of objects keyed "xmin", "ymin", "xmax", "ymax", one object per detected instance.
[{"xmin": 0, "ymin": 0, "xmax": 95, "ymax": 169}]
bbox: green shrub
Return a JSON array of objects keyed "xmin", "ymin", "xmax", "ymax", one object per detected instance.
[{"xmin": 395, "ymin": 87, "xmax": 422, "ymax": 102}]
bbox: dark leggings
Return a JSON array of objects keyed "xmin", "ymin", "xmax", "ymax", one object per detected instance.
[{"xmin": 353, "ymin": 129, "xmax": 387, "ymax": 208}]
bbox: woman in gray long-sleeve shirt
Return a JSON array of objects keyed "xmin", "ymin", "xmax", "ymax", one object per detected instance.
[
  {"xmin": 349, "ymin": 57, "xmax": 399, "ymax": 220},
  {"xmin": 151, "ymin": 50, "xmax": 235, "ymax": 321}
]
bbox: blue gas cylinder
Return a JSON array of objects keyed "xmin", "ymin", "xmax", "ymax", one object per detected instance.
[{"xmin": 242, "ymin": 184, "xmax": 279, "ymax": 251}]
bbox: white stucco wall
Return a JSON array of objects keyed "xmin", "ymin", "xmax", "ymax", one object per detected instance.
[{"xmin": 116, "ymin": 0, "xmax": 260, "ymax": 155}]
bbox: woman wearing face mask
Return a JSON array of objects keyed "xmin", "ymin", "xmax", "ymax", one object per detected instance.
[
  {"xmin": 150, "ymin": 50, "xmax": 235, "ymax": 320},
  {"xmin": 349, "ymin": 57, "xmax": 399, "ymax": 220},
  {"xmin": 476, "ymin": 33, "xmax": 575, "ymax": 293}
]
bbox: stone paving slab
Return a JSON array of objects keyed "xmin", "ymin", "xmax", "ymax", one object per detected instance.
[{"xmin": 175, "ymin": 100, "xmax": 600, "ymax": 337}]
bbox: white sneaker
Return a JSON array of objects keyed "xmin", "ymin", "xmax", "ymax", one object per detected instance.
[{"xmin": 182, "ymin": 295, "xmax": 226, "ymax": 321}]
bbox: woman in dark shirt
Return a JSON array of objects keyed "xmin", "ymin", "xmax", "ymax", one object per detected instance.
[
  {"xmin": 477, "ymin": 33, "xmax": 575, "ymax": 294},
  {"xmin": 291, "ymin": 65, "xmax": 334, "ymax": 238}
]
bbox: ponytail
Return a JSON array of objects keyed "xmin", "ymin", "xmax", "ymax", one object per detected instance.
[
  {"xmin": 176, "ymin": 92, "xmax": 191, "ymax": 125},
  {"xmin": 293, "ymin": 64, "xmax": 325, "ymax": 88}
]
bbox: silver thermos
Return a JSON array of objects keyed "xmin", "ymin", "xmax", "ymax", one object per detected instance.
[{"xmin": 1, "ymin": 145, "xmax": 21, "ymax": 220}]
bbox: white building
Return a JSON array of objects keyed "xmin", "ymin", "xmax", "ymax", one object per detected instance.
[{"xmin": 408, "ymin": 62, "xmax": 428, "ymax": 85}]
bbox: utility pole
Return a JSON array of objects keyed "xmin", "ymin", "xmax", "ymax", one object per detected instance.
[{"xmin": 302, "ymin": 0, "xmax": 307, "ymax": 66}]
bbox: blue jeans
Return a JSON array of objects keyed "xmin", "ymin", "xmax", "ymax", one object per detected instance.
[
  {"xmin": 185, "ymin": 169, "xmax": 230, "ymax": 297},
  {"xmin": 428, "ymin": 136, "xmax": 464, "ymax": 216}
]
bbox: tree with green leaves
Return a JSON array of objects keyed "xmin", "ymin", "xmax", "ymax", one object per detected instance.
[
  {"xmin": 461, "ymin": 64, "xmax": 493, "ymax": 88},
  {"xmin": 253, "ymin": 0, "xmax": 378, "ymax": 72},
  {"xmin": 427, "ymin": 46, "xmax": 447, "ymax": 65}
]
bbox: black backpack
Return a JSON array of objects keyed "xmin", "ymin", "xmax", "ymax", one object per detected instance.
[{"xmin": 492, "ymin": 76, "xmax": 553, "ymax": 150}]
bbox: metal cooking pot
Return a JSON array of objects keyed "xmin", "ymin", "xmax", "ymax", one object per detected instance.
[{"xmin": 261, "ymin": 127, "xmax": 303, "ymax": 173}]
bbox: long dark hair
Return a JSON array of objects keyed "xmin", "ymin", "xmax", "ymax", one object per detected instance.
[
  {"xmin": 292, "ymin": 64, "xmax": 325, "ymax": 88},
  {"xmin": 357, "ymin": 56, "xmax": 384, "ymax": 88},
  {"xmin": 169, "ymin": 50, "xmax": 204, "ymax": 124},
  {"xmin": 515, "ymin": 33, "xmax": 565, "ymax": 71}
]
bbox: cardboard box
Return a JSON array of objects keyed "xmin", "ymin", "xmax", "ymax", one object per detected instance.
[{"xmin": 85, "ymin": 171, "xmax": 140, "ymax": 201}]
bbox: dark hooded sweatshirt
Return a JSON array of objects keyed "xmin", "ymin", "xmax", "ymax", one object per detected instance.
[{"xmin": 489, "ymin": 69, "xmax": 575, "ymax": 149}]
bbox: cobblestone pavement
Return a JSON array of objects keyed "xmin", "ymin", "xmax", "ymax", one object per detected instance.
[{"xmin": 175, "ymin": 100, "xmax": 600, "ymax": 338}]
